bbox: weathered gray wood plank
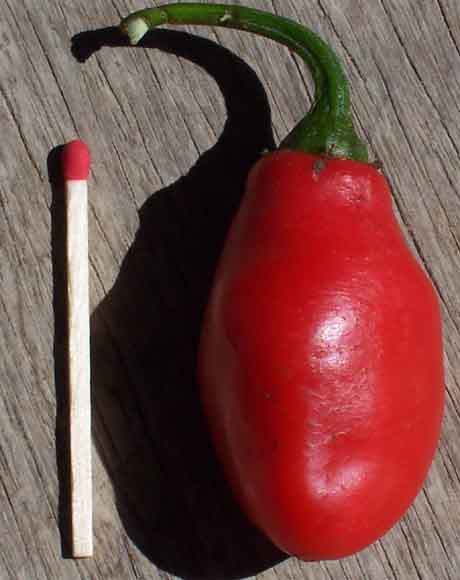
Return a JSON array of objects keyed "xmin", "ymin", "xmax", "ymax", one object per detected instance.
[{"xmin": 1, "ymin": 1, "xmax": 459, "ymax": 579}]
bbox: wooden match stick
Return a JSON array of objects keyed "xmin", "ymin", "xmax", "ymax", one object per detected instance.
[{"xmin": 62, "ymin": 140, "xmax": 93, "ymax": 558}]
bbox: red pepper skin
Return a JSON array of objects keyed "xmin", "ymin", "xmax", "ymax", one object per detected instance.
[{"xmin": 198, "ymin": 150, "xmax": 444, "ymax": 560}]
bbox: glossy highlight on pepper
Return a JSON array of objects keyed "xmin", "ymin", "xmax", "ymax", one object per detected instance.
[{"xmin": 118, "ymin": 3, "xmax": 444, "ymax": 561}]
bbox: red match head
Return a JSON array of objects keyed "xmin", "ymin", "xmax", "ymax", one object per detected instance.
[{"xmin": 62, "ymin": 140, "xmax": 91, "ymax": 181}]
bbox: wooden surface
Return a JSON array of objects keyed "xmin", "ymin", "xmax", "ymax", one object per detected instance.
[{"xmin": 1, "ymin": 1, "xmax": 459, "ymax": 578}]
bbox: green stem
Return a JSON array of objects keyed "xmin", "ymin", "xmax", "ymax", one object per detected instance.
[{"xmin": 120, "ymin": 3, "xmax": 368, "ymax": 163}]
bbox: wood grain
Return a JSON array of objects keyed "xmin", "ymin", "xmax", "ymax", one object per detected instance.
[{"xmin": 1, "ymin": 0, "xmax": 459, "ymax": 578}]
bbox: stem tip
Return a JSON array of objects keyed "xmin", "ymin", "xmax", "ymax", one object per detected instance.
[{"xmin": 121, "ymin": 17, "xmax": 149, "ymax": 45}]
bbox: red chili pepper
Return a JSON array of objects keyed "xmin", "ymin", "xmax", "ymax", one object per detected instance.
[{"xmin": 120, "ymin": 3, "xmax": 444, "ymax": 560}]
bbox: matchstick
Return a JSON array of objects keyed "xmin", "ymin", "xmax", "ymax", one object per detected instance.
[{"xmin": 62, "ymin": 140, "xmax": 93, "ymax": 558}]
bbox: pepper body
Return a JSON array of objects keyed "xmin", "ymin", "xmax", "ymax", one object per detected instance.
[
  {"xmin": 198, "ymin": 151, "xmax": 444, "ymax": 559},
  {"xmin": 119, "ymin": 3, "xmax": 445, "ymax": 560}
]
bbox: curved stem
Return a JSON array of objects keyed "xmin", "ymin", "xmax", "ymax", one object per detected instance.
[{"xmin": 120, "ymin": 3, "xmax": 368, "ymax": 162}]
